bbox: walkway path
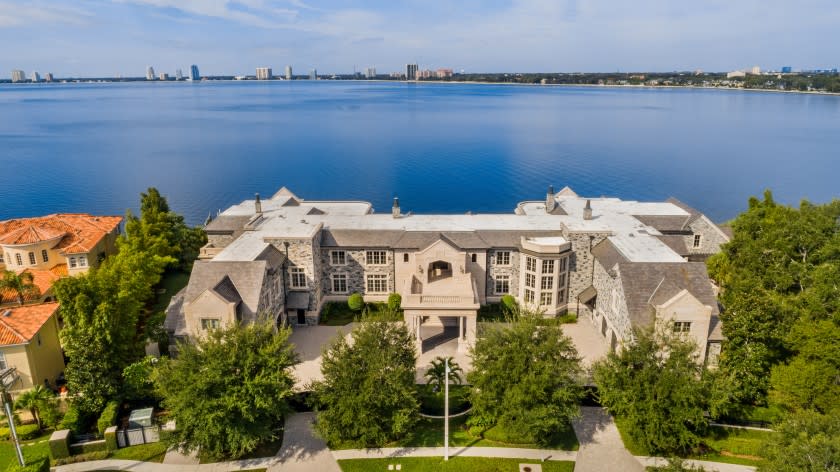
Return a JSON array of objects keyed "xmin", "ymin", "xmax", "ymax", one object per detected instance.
[{"xmin": 572, "ymin": 407, "xmax": 644, "ymax": 472}]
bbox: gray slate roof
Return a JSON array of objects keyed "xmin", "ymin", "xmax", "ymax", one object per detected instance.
[
  {"xmin": 655, "ymin": 235, "xmax": 689, "ymax": 256},
  {"xmin": 211, "ymin": 276, "xmax": 242, "ymax": 304},
  {"xmin": 205, "ymin": 215, "xmax": 251, "ymax": 233},
  {"xmin": 618, "ymin": 262, "xmax": 719, "ymax": 329},
  {"xmin": 592, "ymin": 239, "xmax": 628, "ymax": 271},
  {"xmin": 633, "ymin": 215, "xmax": 691, "ymax": 233},
  {"xmin": 183, "ymin": 260, "xmax": 269, "ymax": 318},
  {"xmin": 321, "ymin": 229, "xmax": 404, "ymax": 247}
]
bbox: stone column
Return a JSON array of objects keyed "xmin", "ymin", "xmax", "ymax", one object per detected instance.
[{"xmin": 457, "ymin": 316, "xmax": 466, "ymax": 351}]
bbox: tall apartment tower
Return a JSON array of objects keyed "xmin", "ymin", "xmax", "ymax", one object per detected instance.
[
  {"xmin": 365, "ymin": 67, "xmax": 377, "ymax": 79},
  {"xmin": 44, "ymin": 73, "xmax": 54, "ymax": 82},
  {"xmin": 11, "ymin": 70, "xmax": 26, "ymax": 82},
  {"xmin": 406, "ymin": 63, "xmax": 418, "ymax": 80},
  {"xmin": 146, "ymin": 66, "xmax": 155, "ymax": 80},
  {"xmin": 190, "ymin": 65, "xmax": 200, "ymax": 81},
  {"xmin": 309, "ymin": 69, "xmax": 317, "ymax": 80},
  {"xmin": 30, "ymin": 71, "xmax": 41, "ymax": 82},
  {"xmin": 285, "ymin": 65, "xmax": 292, "ymax": 80},
  {"xmin": 256, "ymin": 67, "xmax": 273, "ymax": 80},
  {"xmin": 175, "ymin": 69, "xmax": 183, "ymax": 80}
]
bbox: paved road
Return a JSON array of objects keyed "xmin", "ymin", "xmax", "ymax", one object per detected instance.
[{"xmin": 572, "ymin": 407, "xmax": 644, "ymax": 472}]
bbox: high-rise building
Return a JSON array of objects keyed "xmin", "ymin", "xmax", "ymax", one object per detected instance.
[
  {"xmin": 365, "ymin": 67, "xmax": 377, "ymax": 79},
  {"xmin": 309, "ymin": 69, "xmax": 317, "ymax": 80},
  {"xmin": 175, "ymin": 69, "xmax": 183, "ymax": 80},
  {"xmin": 146, "ymin": 66, "xmax": 155, "ymax": 80},
  {"xmin": 256, "ymin": 67, "xmax": 273, "ymax": 80},
  {"xmin": 190, "ymin": 65, "xmax": 200, "ymax": 81},
  {"xmin": 44, "ymin": 73, "xmax": 54, "ymax": 82},
  {"xmin": 11, "ymin": 70, "xmax": 25, "ymax": 83},
  {"xmin": 285, "ymin": 65, "xmax": 292, "ymax": 80},
  {"xmin": 436, "ymin": 68, "xmax": 453, "ymax": 79},
  {"xmin": 750, "ymin": 66, "xmax": 761, "ymax": 75},
  {"xmin": 31, "ymin": 71, "xmax": 41, "ymax": 83},
  {"xmin": 406, "ymin": 63, "xmax": 418, "ymax": 80},
  {"xmin": 781, "ymin": 66, "xmax": 792, "ymax": 74},
  {"xmin": 159, "ymin": 72, "xmax": 169, "ymax": 81}
]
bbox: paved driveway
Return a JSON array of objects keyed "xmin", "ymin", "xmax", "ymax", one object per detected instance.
[
  {"xmin": 288, "ymin": 324, "xmax": 357, "ymax": 390},
  {"xmin": 271, "ymin": 412, "xmax": 340, "ymax": 472},
  {"xmin": 572, "ymin": 407, "xmax": 643, "ymax": 472}
]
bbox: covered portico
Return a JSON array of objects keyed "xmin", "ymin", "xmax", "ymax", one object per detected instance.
[{"xmin": 399, "ymin": 237, "xmax": 480, "ymax": 354}]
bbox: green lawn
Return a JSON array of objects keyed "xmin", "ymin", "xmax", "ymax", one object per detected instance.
[
  {"xmin": 615, "ymin": 419, "xmax": 773, "ymax": 467},
  {"xmin": 151, "ymin": 270, "xmax": 191, "ymax": 313},
  {"xmin": 108, "ymin": 441, "xmax": 169, "ymax": 463},
  {"xmin": 0, "ymin": 432, "xmax": 52, "ymax": 468},
  {"xmin": 393, "ymin": 416, "xmax": 579, "ymax": 451},
  {"xmin": 338, "ymin": 457, "xmax": 575, "ymax": 472}
]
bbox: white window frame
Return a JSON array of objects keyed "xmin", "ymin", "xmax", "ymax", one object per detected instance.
[
  {"xmin": 41, "ymin": 249, "xmax": 48, "ymax": 263},
  {"xmin": 330, "ymin": 250, "xmax": 346, "ymax": 266},
  {"xmin": 78, "ymin": 255, "xmax": 87, "ymax": 267},
  {"xmin": 28, "ymin": 252, "xmax": 36, "ymax": 265},
  {"xmin": 366, "ymin": 274, "xmax": 388, "ymax": 293},
  {"xmin": 539, "ymin": 291, "xmax": 553, "ymax": 306},
  {"xmin": 524, "ymin": 289, "xmax": 535, "ymax": 303},
  {"xmin": 542, "ymin": 259, "xmax": 555, "ymax": 274},
  {"xmin": 494, "ymin": 274, "xmax": 510, "ymax": 294},
  {"xmin": 289, "ymin": 267, "xmax": 307, "ymax": 289},
  {"xmin": 540, "ymin": 276, "xmax": 554, "ymax": 290},
  {"xmin": 526, "ymin": 256, "xmax": 536, "ymax": 272},
  {"xmin": 558, "ymin": 287, "xmax": 567, "ymax": 304},
  {"xmin": 69, "ymin": 257, "xmax": 77, "ymax": 268},
  {"xmin": 15, "ymin": 253, "xmax": 22, "ymax": 266},
  {"xmin": 331, "ymin": 273, "xmax": 348, "ymax": 294},
  {"xmin": 673, "ymin": 321, "xmax": 692, "ymax": 333},
  {"xmin": 693, "ymin": 234, "xmax": 702, "ymax": 248},
  {"xmin": 558, "ymin": 272, "xmax": 567, "ymax": 289},
  {"xmin": 496, "ymin": 251, "xmax": 511, "ymax": 266},
  {"xmin": 0, "ymin": 253, "xmax": 4, "ymax": 264},
  {"xmin": 200, "ymin": 318, "xmax": 220, "ymax": 330},
  {"xmin": 366, "ymin": 250, "xmax": 387, "ymax": 265},
  {"xmin": 559, "ymin": 257, "xmax": 568, "ymax": 273},
  {"xmin": 0, "ymin": 352, "xmax": 6, "ymax": 370},
  {"xmin": 525, "ymin": 273, "xmax": 536, "ymax": 288}
]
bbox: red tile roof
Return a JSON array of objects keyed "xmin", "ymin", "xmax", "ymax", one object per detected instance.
[
  {"xmin": 0, "ymin": 214, "xmax": 122, "ymax": 255},
  {"xmin": 0, "ymin": 302, "xmax": 58, "ymax": 346},
  {"xmin": 0, "ymin": 267, "xmax": 65, "ymax": 305}
]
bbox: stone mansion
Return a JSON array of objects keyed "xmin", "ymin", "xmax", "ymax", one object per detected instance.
[{"xmin": 165, "ymin": 186, "xmax": 729, "ymax": 364}]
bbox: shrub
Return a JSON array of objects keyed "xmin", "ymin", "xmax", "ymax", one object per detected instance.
[
  {"xmin": 58, "ymin": 403, "xmax": 87, "ymax": 434},
  {"xmin": 0, "ymin": 426, "xmax": 8, "ymax": 440},
  {"xmin": 97, "ymin": 400, "xmax": 120, "ymax": 436},
  {"xmin": 6, "ymin": 456, "xmax": 50, "ymax": 472},
  {"xmin": 70, "ymin": 440, "xmax": 108, "ymax": 455},
  {"xmin": 49, "ymin": 430, "xmax": 71, "ymax": 460},
  {"xmin": 347, "ymin": 292, "xmax": 364, "ymax": 312},
  {"xmin": 16, "ymin": 423, "xmax": 41, "ymax": 440},
  {"xmin": 500, "ymin": 295, "xmax": 517, "ymax": 314},
  {"xmin": 387, "ymin": 293, "xmax": 402, "ymax": 310},
  {"xmin": 53, "ymin": 450, "xmax": 109, "ymax": 466}
]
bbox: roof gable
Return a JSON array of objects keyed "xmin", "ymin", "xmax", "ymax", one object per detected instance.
[
  {"xmin": 0, "ymin": 302, "xmax": 58, "ymax": 345},
  {"xmin": 271, "ymin": 186, "xmax": 300, "ymax": 200}
]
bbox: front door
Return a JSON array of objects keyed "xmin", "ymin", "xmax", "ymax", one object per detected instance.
[{"xmin": 297, "ymin": 309, "xmax": 306, "ymax": 325}]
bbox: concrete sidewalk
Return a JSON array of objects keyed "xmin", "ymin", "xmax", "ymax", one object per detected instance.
[
  {"xmin": 637, "ymin": 456, "xmax": 757, "ymax": 472},
  {"xmin": 332, "ymin": 446, "xmax": 577, "ymax": 462}
]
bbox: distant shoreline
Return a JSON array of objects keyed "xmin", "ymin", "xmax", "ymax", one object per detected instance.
[{"xmin": 3, "ymin": 78, "xmax": 839, "ymax": 97}]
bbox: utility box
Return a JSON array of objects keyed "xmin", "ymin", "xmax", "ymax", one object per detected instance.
[{"xmin": 127, "ymin": 408, "xmax": 154, "ymax": 428}]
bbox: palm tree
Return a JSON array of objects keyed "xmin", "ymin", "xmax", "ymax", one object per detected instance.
[
  {"xmin": 0, "ymin": 270, "xmax": 40, "ymax": 305},
  {"xmin": 14, "ymin": 386, "xmax": 54, "ymax": 429},
  {"xmin": 424, "ymin": 356, "xmax": 463, "ymax": 392}
]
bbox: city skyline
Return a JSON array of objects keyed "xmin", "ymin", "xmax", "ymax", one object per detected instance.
[{"xmin": 1, "ymin": 1, "xmax": 839, "ymax": 78}]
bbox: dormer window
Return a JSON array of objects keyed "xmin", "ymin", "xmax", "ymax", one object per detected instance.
[
  {"xmin": 693, "ymin": 234, "xmax": 702, "ymax": 248},
  {"xmin": 69, "ymin": 257, "xmax": 77, "ymax": 268},
  {"xmin": 78, "ymin": 255, "xmax": 87, "ymax": 267}
]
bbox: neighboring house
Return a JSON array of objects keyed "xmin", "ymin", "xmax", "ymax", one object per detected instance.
[
  {"xmin": 0, "ymin": 302, "xmax": 65, "ymax": 393},
  {"xmin": 0, "ymin": 213, "xmax": 122, "ymax": 277},
  {"xmin": 166, "ymin": 186, "xmax": 729, "ymax": 363}
]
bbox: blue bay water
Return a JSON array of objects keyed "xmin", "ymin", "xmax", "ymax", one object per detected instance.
[{"xmin": 1, "ymin": 81, "xmax": 838, "ymax": 225}]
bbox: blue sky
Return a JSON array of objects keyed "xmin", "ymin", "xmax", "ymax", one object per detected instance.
[{"xmin": 2, "ymin": 0, "xmax": 838, "ymax": 77}]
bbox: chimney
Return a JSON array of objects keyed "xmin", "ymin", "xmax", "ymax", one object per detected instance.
[
  {"xmin": 583, "ymin": 199, "xmax": 593, "ymax": 220},
  {"xmin": 545, "ymin": 185, "xmax": 556, "ymax": 213},
  {"xmin": 392, "ymin": 197, "xmax": 400, "ymax": 218},
  {"xmin": 255, "ymin": 193, "xmax": 262, "ymax": 214}
]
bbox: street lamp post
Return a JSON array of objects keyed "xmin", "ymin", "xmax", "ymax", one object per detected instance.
[
  {"xmin": 444, "ymin": 358, "xmax": 450, "ymax": 461},
  {"xmin": 1, "ymin": 380, "xmax": 25, "ymax": 466}
]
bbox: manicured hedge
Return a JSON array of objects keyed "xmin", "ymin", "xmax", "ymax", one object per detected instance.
[
  {"xmin": 97, "ymin": 401, "xmax": 120, "ymax": 436},
  {"xmin": 0, "ymin": 423, "xmax": 41, "ymax": 441},
  {"xmin": 387, "ymin": 292, "xmax": 402, "ymax": 310},
  {"xmin": 49, "ymin": 430, "xmax": 71, "ymax": 460},
  {"xmin": 70, "ymin": 439, "xmax": 108, "ymax": 455},
  {"xmin": 348, "ymin": 292, "xmax": 365, "ymax": 311},
  {"xmin": 53, "ymin": 450, "xmax": 109, "ymax": 466},
  {"xmin": 6, "ymin": 456, "xmax": 50, "ymax": 472},
  {"xmin": 58, "ymin": 404, "xmax": 86, "ymax": 434}
]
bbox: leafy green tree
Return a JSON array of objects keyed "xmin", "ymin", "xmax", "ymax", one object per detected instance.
[
  {"xmin": 122, "ymin": 356, "xmax": 158, "ymax": 402},
  {"xmin": 14, "ymin": 386, "xmax": 54, "ymax": 429},
  {"xmin": 759, "ymin": 410, "xmax": 840, "ymax": 472},
  {"xmin": 424, "ymin": 356, "xmax": 462, "ymax": 393},
  {"xmin": 153, "ymin": 321, "xmax": 298, "ymax": 460},
  {"xmin": 651, "ymin": 458, "xmax": 708, "ymax": 471},
  {"xmin": 387, "ymin": 292, "xmax": 402, "ymax": 310},
  {"xmin": 0, "ymin": 270, "xmax": 40, "ymax": 305},
  {"xmin": 593, "ymin": 327, "xmax": 709, "ymax": 455},
  {"xmin": 310, "ymin": 320, "xmax": 418, "ymax": 448},
  {"xmin": 468, "ymin": 314, "xmax": 582, "ymax": 445},
  {"xmin": 707, "ymin": 192, "xmax": 840, "ymax": 409}
]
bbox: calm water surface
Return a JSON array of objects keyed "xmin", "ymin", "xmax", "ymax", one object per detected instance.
[{"xmin": 1, "ymin": 81, "xmax": 838, "ymax": 225}]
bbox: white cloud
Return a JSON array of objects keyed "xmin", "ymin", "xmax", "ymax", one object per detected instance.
[{"xmin": 0, "ymin": 1, "xmax": 92, "ymax": 28}]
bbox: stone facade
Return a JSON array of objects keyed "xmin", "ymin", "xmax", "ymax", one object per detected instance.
[
  {"xmin": 591, "ymin": 261, "xmax": 633, "ymax": 348},
  {"xmin": 319, "ymin": 248, "xmax": 396, "ymax": 298},
  {"xmin": 564, "ymin": 231, "xmax": 610, "ymax": 317},
  {"xmin": 686, "ymin": 216, "xmax": 730, "ymax": 258},
  {"xmin": 485, "ymin": 249, "xmax": 520, "ymax": 300},
  {"xmin": 266, "ymin": 237, "xmax": 322, "ymax": 324}
]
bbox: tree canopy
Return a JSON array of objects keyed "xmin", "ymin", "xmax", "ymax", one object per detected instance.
[
  {"xmin": 593, "ymin": 326, "xmax": 709, "ymax": 455},
  {"xmin": 468, "ymin": 315, "xmax": 582, "ymax": 445},
  {"xmin": 707, "ymin": 191, "xmax": 840, "ymax": 412},
  {"xmin": 759, "ymin": 410, "xmax": 840, "ymax": 472},
  {"xmin": 310, "ymin": 319, "xmax": 418, "ymax": 448},
  {"xmin": 153, "ymin": 321, "xmax": 298, "ymax": 460},
  {"xmin": 0, "ymin": 270, "xmax": 39, "ymax": 305}
]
